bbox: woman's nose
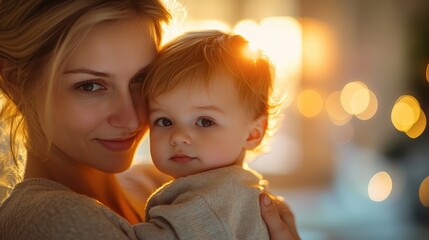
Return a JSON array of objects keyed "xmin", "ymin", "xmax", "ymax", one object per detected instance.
[
  {"xmin": 108, "ymin": 92, "xmax": 139, "ymax": 132},
  {"xmin": 130, "ymin": 82, "xmax": 147, "ymax": 125},
  {"xmin": 170, "ymin": 128, "xmax": 191, "ymax": 146}
]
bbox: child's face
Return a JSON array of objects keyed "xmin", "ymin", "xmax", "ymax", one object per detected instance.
[{"xmin": 148, "ymin": 75, "xmax": 257, "ymax": 178}]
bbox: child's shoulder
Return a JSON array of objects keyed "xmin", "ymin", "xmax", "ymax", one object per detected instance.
[{"xmin": 152, "ymin": 166, "xmax": 264, "ymax": 204}]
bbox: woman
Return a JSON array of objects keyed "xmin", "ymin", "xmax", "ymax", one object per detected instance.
[{"xmin": 0, "ymin": 0, "xmax": 299, "ymax": 239}]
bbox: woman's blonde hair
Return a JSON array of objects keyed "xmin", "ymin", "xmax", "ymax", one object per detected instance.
[
  {"xmin": 0, "ymin": 0, "xmax": 170, "ymax": 186},
  {"xmin": 142, "ymin": 30, "xmax": 279, "ymax": 155}
]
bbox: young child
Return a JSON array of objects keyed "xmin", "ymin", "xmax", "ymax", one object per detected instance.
[{"xmin": 136, "ymin": 30, "xmax": 276, "ymax": 239}]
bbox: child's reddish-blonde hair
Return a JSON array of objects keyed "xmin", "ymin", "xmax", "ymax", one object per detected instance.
[{"xmin": 142, "ymin": 30, "xmax": 274, "ymax": 120}]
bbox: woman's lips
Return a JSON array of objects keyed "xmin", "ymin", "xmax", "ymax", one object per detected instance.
[
  {"xmin": 170, "ymin": 155, "xmax": 197, "ymax": 163},
  {"xmin": 97, "ymin": 137, "xmax": 136, "ymax": 152}
]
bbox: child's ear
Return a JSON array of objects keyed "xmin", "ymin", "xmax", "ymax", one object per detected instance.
[{"xmin": 244, "ymin": 115, "xmax": 268, "ymax": 150}]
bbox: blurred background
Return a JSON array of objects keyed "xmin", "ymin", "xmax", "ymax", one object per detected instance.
[{"xmin": 135, "ymin": 0, "xmax": 429, "ymax": 239}]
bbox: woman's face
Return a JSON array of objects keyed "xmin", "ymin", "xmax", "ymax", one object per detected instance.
[{"xmin": 50, "ymin": 19, "xmax": 156, "ymax": 173}]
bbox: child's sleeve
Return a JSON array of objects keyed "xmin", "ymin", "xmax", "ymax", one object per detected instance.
[{"xmin": 133, "ymin": 191, "xmax": 228, "ymax": 240}]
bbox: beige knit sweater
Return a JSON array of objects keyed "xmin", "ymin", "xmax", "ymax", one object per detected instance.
[
  {"xmin": 0, "ymin": 166, "xmax": 268, "ymax": 240},
  {"xmin": 0, "ymin": 178, "xmax": 138, "ymax": 240},
  {"xmin": 135, "ymin": 165, "xmax": 270, "ymax": 240}
]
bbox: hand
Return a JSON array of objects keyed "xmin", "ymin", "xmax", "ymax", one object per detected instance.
[{"xmin": 259, "ymin": 192, "xmax": 301, "ymax": 240}]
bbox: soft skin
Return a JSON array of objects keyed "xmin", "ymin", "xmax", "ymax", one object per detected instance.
[
  {"xmin": 51, "ymin": 19, "xmax": 156, "ymax": 173},
  {"xmin": 148, "ymin": 74, "xmax": 267, "ymax": 178}
]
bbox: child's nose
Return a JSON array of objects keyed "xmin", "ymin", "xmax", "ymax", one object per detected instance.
[{"xmin": 170, "ymin": 129, "xmax": 191, "ymax": 146}]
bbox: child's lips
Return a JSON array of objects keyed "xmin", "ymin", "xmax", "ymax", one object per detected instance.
[{"xmin": 170, "ymin": 154, "xmax": 197, "ymax": 163}]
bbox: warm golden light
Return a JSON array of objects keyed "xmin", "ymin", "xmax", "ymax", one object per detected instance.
[
  {"xmin": 259, "ymin": 17, "xmax": 302, "ymax": 76},
  {"xmin": 406, "ymin": 109, "xmax": 427, "ymax": 138},
  {"xmin": 391, "ymin": 95, "xmax": 421, "ymax": 132},
  {"xmin": 419, "ymin": 176, "xmax": 429, "ymax": 207},
  {"xmin": 300, "ymin": 18, "xmax": 335, "ymax": 80},
  {"xmin": 184, "ymin": 19, "xmax": 230, "ymax": 32},
  {"xmin": 340, "ymin": 81, "xmax": 370, "ymax": 115},
  {"xmin": 355, "ymin": 90, "xmax": 378, "ymax": 120},
  {"xmin": 233, "ymin": 17, "xmax": 302, "ymax": 109},
  {"xmin": 233, "ymin": 19, "xmax": 261, "ymax": 51},
  {"xmin": 297, "ymin": 89, "xmax": 323, "ymax": 118},
  {"xmin": 391, "ymin": 102, "xmax": 415, "ymax": 131},
  {"xmin": 261, "ymin": 17, "xmax": 302, "ymax": 108},
  {"xmin": 368, "ymin": 171, "xmax": 393, "ymax": 202},
  {"xmin": 241, "ymin": 43, "xmax": 262, "ymax": 62},
  {"xmin": 162, "ymin": 19, "xmax": 231, "ymax": 46},
  {"xmin": 325, "ymin": 91, "xmax": 352, "ymax": 125}
]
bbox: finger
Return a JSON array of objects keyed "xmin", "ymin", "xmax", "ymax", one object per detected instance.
[
  {"xmin": 271, "ymin": 197, "xmax": 301, "ymax": 240},
  {"xmin": 259, "ymin": 192, "xmax": 294, "ymax": 240}
]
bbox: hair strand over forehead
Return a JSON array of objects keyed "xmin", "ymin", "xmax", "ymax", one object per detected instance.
[{"xmin": 143, "ymin": 30, "xmax": 275, "ymax": 118}]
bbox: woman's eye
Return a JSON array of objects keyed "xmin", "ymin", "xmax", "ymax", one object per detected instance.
[
  {"xmin": 196, "ymin": 118, "xmax": 215, "ymax": 128},
  {"xmin": 77, "ymin": 82, "xmax": 105, "ymax": 92},
  {"xmin": 155, "ymin": 118, "xmax": 172, "ymax": 127}
]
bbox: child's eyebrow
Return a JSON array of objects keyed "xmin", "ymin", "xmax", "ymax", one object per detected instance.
[
  {"xmin": 147, "ymin": 107, "xmax": 162, "ymax": 115},
  {"xmin": 194, "ymin": 105, "xmax": 225, "ymax": 113},
  {"xmin": 148, "ymin": 105, "xmax": 225, "ymax": 114}
]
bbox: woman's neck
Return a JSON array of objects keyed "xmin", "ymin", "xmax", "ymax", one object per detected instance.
[
  {"xmin": 25, "ymin": 152, "xmax": 111, "ymax": 196},
  {"xmin": 24, "ymin": 151, "xmax": 140, "ymax": 223}
]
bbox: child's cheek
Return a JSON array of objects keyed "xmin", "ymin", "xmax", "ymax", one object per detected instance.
[{"xmin": 201, "ymin": 134, "xmax": 239, "ymax": 165}]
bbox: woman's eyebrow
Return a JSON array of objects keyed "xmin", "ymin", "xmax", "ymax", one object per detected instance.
[{"xmin": 63, "ymin": 68, "xmax": 110, "ymax": 77}]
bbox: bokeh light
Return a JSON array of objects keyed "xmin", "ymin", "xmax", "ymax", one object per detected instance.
[
  {"xmin": 391, "ymin": 95, "xmax": 422, "ymax": 133},
  {"xmin": 340, "ymin": 81, "xmax": 371, "ymax": 115},
  {"xmin": 419, "ymin": 176, "xmax": 429, "ymax": 207},
  {"xmin": 405, "ymin": 109, "xmax": 427, "ymax": 138},
  {"xmin": 297, "ymin": 89, "xmax": 324, "ymax": 118},
  {"xmin": 355, "ymin": 90, "xmax": 378, "ymax": 120},
  {"xmin": 368, "ymin": 171, "xmax": 393, "ymax": 202},
  {"xmin": 325, "ymin": 91, "xmax": 352, "ymax": 126}
]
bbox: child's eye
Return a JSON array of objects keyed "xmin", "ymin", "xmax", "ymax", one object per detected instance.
[
  {"xmin": 196, "ymin": 118, "xmax": 215, "ymax": 128},
  {"xmin": 76, "ymin": 81, "xmax": 105, "ymax": 92},
  {"xmin": 155, "ymin": 118, "xmax": 172, "ymax": 127}
]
